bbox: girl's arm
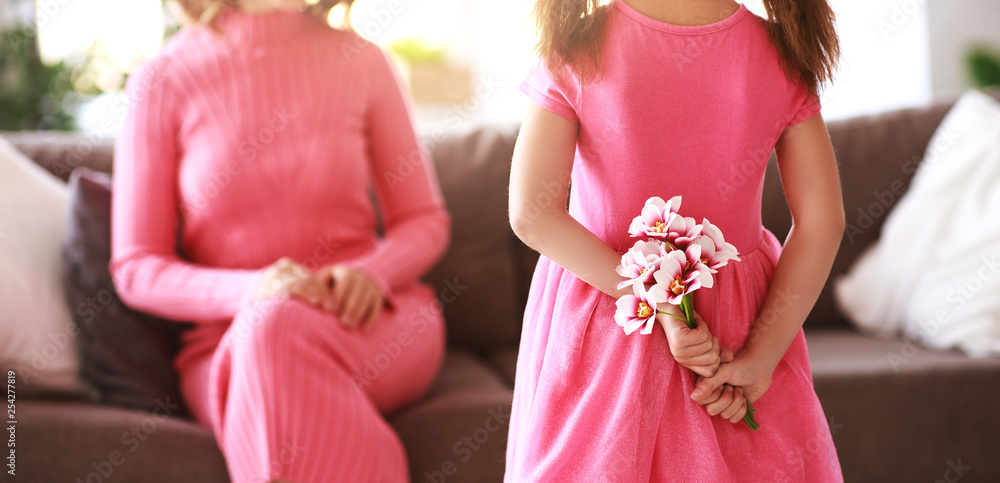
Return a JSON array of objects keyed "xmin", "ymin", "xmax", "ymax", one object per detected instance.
[
  {"xmin": 111, "ymin": 59, "xmax": 265, "ymax": 323},
  {"xmin": 509, "ymin": 103, "xmax": 627, "ymax": 299},
  {"xmin": 511, "ymin": 103, "xmax": 724, "ymax": 375},
  {"xmin": 692, "ymin": 113, "xmax": 845, "ymax": 403},
  {"xmin": 743, "ymin": 114, "xmax": 845, "ymax": 371}
]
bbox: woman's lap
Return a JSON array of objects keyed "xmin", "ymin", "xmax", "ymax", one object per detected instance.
[{"xmin": 176, "ymin": 281, "xmax": 446, "ymax": 428}]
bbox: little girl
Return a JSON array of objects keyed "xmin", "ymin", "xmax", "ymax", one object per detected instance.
[{"xmin": 507, "ymin": 0, "xmax": 845, "ymax": 481}]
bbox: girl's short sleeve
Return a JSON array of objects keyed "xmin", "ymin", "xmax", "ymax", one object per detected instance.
[
  {"xmin": 519, "ymin": 59, "xmax": 580, "ymax": 123},
  {"xmin": 784, "ymin": 77, "xmax": 821, "ymax": 128}
]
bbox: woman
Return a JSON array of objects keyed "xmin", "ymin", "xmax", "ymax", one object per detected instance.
[{"xmin": 110, "ymin": 1, "xmax": 451, "ymax": 481}]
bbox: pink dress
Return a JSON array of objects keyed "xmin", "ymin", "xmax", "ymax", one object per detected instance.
[{"xmin": 505, "ymin": 2, "xmax": 842, "ymax": 481}]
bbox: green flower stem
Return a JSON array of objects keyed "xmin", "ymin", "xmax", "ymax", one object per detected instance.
[
  {"xmin": 679, "ymin": 294, "xmax": 696, "ymax": 329},
  {"xmin": 743, "ymin": 401, "xmax": 759, "ymax": 431},
  {"xmin": 657, "ymin": 310, "xmax": 688, "ymax": 322}
]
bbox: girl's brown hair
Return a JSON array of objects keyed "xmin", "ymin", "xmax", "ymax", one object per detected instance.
[
  {"xmin": 171, "ymin": 0, "xmax": 351, "ymax": 26},
  {"xmin": 761, "ymin": 0, "xmax": 840, "ymax": 90},
  {"xmin": 530, "ymin": 0, "xmax": 611, "ymax": 83},
  {"xmin": 532, "ymin": 0, "xmax": 840, "ymax": 90}
]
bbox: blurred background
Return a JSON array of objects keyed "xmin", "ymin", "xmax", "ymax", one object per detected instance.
[{"xmin": 2, "ymin": 0, "xmax": 999, "ymax": 136}]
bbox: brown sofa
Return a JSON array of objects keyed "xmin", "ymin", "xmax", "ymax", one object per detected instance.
[{"xmin": 8, "ymin": 93, "xmax": 1000, "ymax": 482}]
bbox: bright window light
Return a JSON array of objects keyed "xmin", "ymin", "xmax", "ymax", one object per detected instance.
[{"xmin": 35, "ymin": 0, "xmax": 164, "ymax": 75}]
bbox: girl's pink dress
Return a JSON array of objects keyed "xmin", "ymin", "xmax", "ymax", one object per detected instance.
[{"xmin": 505, "ymin": 2, "xmax": 842, "ymax": 481}]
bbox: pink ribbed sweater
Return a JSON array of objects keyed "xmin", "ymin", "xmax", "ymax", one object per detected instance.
[
  {"xmin": 110, "ymin": 9, "xmax": 449, "ymax": 336},
  {"xmin": 110, "ymin": 9, "xmax": 451, "ymax": 481}
]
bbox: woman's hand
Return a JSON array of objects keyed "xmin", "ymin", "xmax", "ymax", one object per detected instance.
[
  {"xmin": 253, "ymin": 260, "xmax": 385, "ymax": 331},
  {"xmin": 253, "ymin": 257, "xmax": 328, "ymax": 307},
  {"xmin": 691, "ymin": 353, "xmax": 773, "ymax": 408},
  {"xmin": 659, "ymin": 308, "xmax": 734, "ymax": 378},
  {"xmin": 318, "ymin": 265, "xmax": 385, "ymax": 332}
]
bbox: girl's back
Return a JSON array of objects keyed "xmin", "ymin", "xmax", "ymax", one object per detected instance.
[{"xmin": 523, "ymin": 1, "xmax": 819, "ymax": 255}]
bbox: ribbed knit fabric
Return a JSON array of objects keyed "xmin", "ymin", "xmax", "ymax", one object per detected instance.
[{"xmin": 110, "ymin": 8, "xmax": 450, "ymax": 482}]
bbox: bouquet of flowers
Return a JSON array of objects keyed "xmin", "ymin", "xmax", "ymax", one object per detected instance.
[{"xmin": 613, "ymin": 196, "xmax": 759, "ymax": 430}]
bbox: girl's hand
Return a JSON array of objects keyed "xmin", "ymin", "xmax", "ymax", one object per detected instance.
[
  {"xmin": 693, "ymin": 383, "xmax": 749, "ymax": 424},
  {"xmin": 659, "ymin": 309, "xmax": 734, "ymax": 377},
  {"xmin": 318, "ymin": 265, "xmax": 384, "ymax": 332},
  {"xmin": 253, "ymin": 257, "xmax": 328, "ymax": 308},
  {"xmin": 691, "ymin": 353, "xmax": 773, "ymax": 406}
]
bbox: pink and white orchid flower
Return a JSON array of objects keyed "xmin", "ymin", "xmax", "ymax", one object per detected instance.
[
  {"xmin": 649, "ymin": 249, "xmax": 709, "ymax": 306},
  {"xmin": 665, "ymin": 215, "xmax": 702, "ymax": 250},
  {"xmin": 614, "ymin": 284, "xmax": 661, "ymax": 335},
  {"xmin": 628, "ymin": 196, "xmax": 682, "ymax": 240},
  {"xmin": 683, "ymin": 243, "xmax": 715, "ymax": 289},
  {"xmin": 616, "ymin": 240, "xmax": 667, "ymax": 290},
  {"xmin": 696, "ymin": 219, "xmax": 741, "ymax": 271}
]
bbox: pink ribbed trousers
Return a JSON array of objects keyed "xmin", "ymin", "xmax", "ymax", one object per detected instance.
[{"xmin": 175, "ymin": 283, "xmax": 445, "ymax": 483}]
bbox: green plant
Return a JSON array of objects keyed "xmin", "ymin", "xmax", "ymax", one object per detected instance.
[
  {"xmin": 388, "ymin": 37, "xmax": 446, "ymax": 64},
  {"xmin": 0, "ymin": 26, "xmax": 76, "ymax": 130},
  {"xmin": 966, "ymin": 44, "xmax": 1000, "ymax": 89}
]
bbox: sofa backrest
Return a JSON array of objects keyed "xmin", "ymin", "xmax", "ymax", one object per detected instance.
[
  {"xmin": 760, "ymin": 101, "xmax": 955, "ymax": 328},
  {"xmin": 2, "ymin": 131, "xmax": 113, "ymax": 181},
  {"xmin": 2, "ymin": 93, "xmax": 981, "ymax": 354}
]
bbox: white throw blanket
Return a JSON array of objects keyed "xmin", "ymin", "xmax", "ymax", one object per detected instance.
[{"xmin": 835, "ymin": 90, "xmax": 1000, "ymax": 357}]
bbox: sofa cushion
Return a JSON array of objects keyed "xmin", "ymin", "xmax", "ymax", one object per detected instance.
[
  {"xmin": 389, "ymin": 348, "xmax": 512, "ymax": 483},
  {"xmin": 806, "ymin": 327, "xmax": 1000, "ymax": 377},
  {"xmin": 19, "ymin": 399, "xmax": 229, "ymax": 482},
  {"xmin": 0, "ymin": 135, "xmax": 82, "ymax": 395},
  {"xmin": 19, "ymin": 347, "xmax": 514, "ymax": 483},
  {"xmin": 63, "ymin": 168, "xmax": 191, "ymax": 416},
  {"xmin": 423, "ymin": 126, "xmax": 523, "ymax": 354},
  {"xmin": 487, "ymin": 344, "xmax": 518, "ymax": 388},
  {"xmin": 806, "ymin": 329, "xmax": 1000, "ymax": 483},
  {"xmin": 834, "ymin": 90, "xmax": 1000, "ymax": 357}
]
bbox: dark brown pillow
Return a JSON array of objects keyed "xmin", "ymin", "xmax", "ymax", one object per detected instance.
[{"xmin": 63, "ymin": 168, "xmax": 190, "ymax": 417}]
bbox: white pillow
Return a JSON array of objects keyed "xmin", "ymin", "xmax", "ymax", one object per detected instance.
[
  {"xmin": 835, "ymin": 90, "xmax": 1000, "ymax": 357},
  {"xmin": 0, "ymin": 136, "xmax": 81, "ymax": 392}
]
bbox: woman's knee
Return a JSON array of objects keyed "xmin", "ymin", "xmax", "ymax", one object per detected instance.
[
  {"xmin": 362, "ymin": 317, "xmax": 446, "ymax": 412},
  {"xmin": 227, "ymin": 297, "xmax": 324, "ymax": 354}
]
